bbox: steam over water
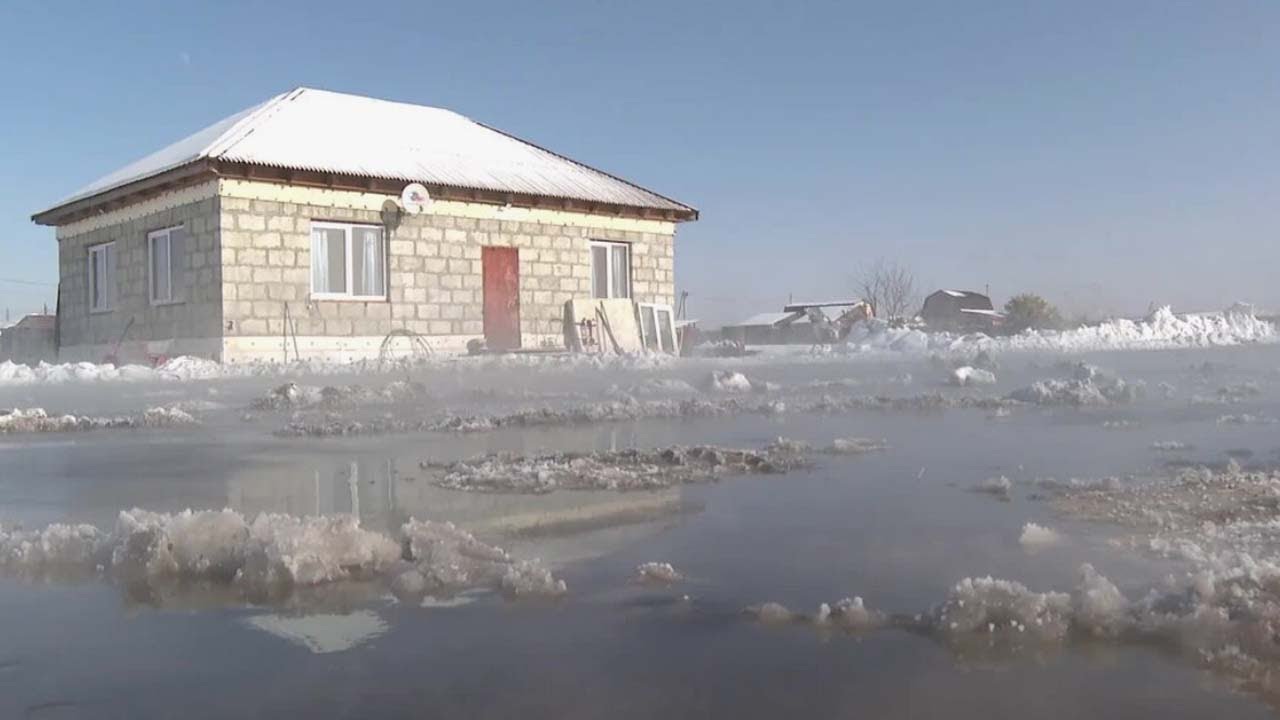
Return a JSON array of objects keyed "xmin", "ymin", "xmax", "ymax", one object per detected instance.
[{"xmin": 5, "ymin": 338, "xmax": 1280, "ymax": 717}]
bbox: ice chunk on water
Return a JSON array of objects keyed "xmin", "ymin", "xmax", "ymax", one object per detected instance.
[
  {"xmin": 826, "ymin": 437, "xmax": 890, "ymax": 455},
  {"xmin": 1073, "ymin": 563, "xmax": 1129, "ymax": 638},
  {"xmin": 705, "ymin": 370, "xmax": 755, "ymax": 393},
  {"xmin": 501, "ymin": 561, "xmax": 568, "ymax": 598},
  {"xmin": 1018, "ymin": 522, "xmax": 1062, "ymax": 550},
  {"xmin": 0, "ymin": 522, "xmax": 105, "ymax": 569},
  {"xmin": 932, "ymin": 576, "xmax": 1072, "ymax": 641},
  {"xmin": 745, "ymin": 601, "xmax": 795, "ymax": 624},
  {"xmin": 974, "ymin": 476, "xmax": 1013, "ymax": 499},
  {"xmin": 950, "ymin": 366, "xmax": 996, "ymax": 387},
  {"xmin": 635, "ymin": 562, "xmax": 683, "ymax": 585}
]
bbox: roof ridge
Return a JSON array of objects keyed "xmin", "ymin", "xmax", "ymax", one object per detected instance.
[{"xmin": 202, "ymin": 87, "xmax": 304, "ymax": 160}]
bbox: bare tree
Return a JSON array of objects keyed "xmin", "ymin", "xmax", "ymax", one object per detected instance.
[{"xmin": 854, "ymin": 258, "xmax": 919, "ymax": 320}]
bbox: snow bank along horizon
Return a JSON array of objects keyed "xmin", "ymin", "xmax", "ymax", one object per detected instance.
[{"xmin": 0, "ymin": 305, "xmax": 1271, "ymax": 388}]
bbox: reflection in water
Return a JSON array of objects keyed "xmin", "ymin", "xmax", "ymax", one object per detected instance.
[
  {"xmin": 226, "ymin": 451, "xmax": 688, "ymax": 541},
  {"xmin": 244, "ymin": 610, "xmax": 388, "ymax": 654}
]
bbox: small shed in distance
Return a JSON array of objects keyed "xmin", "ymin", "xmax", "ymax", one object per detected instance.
[
  {"xmin": 722, "ymin": 311, "xmax": 813, "ymax": 345},
  {"xmin": 0, "ymin": 314, "xmax": 56, "ymax": 365},
  {"xmin": 920, "ymin": 290, "xmax": 1002, "ymax": 332}
]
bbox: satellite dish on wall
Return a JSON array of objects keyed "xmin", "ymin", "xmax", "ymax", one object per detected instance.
[{"xmin": 400, "ymin": 183, "xmax": 431, "ymax": 215}]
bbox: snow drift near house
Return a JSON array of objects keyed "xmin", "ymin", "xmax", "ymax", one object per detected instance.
[
  {"xmin": 0, "ymin": 306, "xmax": 1269, "ymax": 388},
  {"xmin": 844, "ymin": 305, "xmax": 1273, "ymax": 357}
]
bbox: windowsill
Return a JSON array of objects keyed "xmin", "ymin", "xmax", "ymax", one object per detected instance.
[
  {"xmin": 89, "ymin": 307, "xmax": 114, "ymax": 315},
  {"xmin": 309, "ymin": 294, "xmax": 389, "ymax": 303},
  {"xmin": 150, "ymin": 299, "xmax": 185, "ymax": 307}
]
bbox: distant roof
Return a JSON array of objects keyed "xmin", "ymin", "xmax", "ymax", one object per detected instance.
[
  {"xmin": 14, "ymin": 314, "xmax": 54, "ymax": 330},
  {"xmin": 938, "ymin": 289, "xmax": 986, "ymax": 300},
  {"xmin": 36, "ymin": 87, "xmax": 696, "ymax": 221},
  {"xmin": 731, "ymin": 311, "xmax": 809, "ymax": 327},
  {"xmin": 925, "ymin": 289, "xmax": 993, "ymax": 311}
]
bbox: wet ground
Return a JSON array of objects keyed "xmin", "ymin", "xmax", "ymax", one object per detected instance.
[{"xmin": 3, "ymin": 345, "xmax": 1280, "ymax": 718}]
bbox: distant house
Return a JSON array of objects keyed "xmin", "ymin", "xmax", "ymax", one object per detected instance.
[
  {"xmin": 920, "ymin": 290, "xmax": 1002, "ymax": 332},
  {"xmin": 0, "ymin": 314, "xmax": 56, "ymax": 365},
  {"xmin": 32, "ymin": 87, "xmax": 697, "ymax": 362}
]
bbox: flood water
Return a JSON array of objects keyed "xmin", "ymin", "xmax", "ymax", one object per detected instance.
[{"xmin": 3, "ymin": 345, "xmax": 1280, "ymax": 718}]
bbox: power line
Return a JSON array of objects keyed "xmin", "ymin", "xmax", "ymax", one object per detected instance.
[{"xmin": 0, "ymin": 277, "xmax": 56, "ymax": 287}]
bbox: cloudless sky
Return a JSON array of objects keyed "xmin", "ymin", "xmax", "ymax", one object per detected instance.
[{"xmin": 2, "ymin": 0, "xmax": 1279, "ymax": 323}]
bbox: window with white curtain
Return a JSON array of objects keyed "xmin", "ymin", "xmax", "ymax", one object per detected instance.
[
  {"xmin": 87, "ymin": 242, "xmax": 116, "ymax": 313},
  {"xmin": 310, "ymin": 221, "xmax": 386, "ymax": 299},
  {"xmin": 589, "ymin": 240, "xmax": 631, "ymax": 299},
  {"xmin": 148, "ymin": 225, "xmax": 185, "ymax": 304}
]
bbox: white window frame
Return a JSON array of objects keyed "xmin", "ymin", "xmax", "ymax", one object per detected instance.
[
  {"xmin": 87, "ymin": 241, "xmax": 116, "ymax": 314},
  {"xmin": 589, "ymin": 240, "xmax": 631, "ymax": 300},
  {"xmin": 148, "ymin": 225, "xmax": 183, "ymax": 305},
  {"xmin": 309, "ymin": 221, "xmax": 388, "ymax": 301},
  {"xmin": 637, "ymin": 302, "xmax": 680, "ymax": 354}
]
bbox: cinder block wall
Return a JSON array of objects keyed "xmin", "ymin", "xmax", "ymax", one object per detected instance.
[
  {"xmin": 218, "ymin": 181, "xmax": 676, "ymax": 359},
  {"xmin": 54, "ymin": 184, "xmax": 223, "ymax": 360}
]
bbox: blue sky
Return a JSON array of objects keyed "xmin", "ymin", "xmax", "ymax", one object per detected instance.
[{"xmin": 2, "ymin": 0, "xmax": 1278, "ymax": 323}]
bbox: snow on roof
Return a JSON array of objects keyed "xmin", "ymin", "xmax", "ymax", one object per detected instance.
[
  {"xmin": 41, "ymin": 87, "xmax": 696, "ymax": 217},
  {"xmin": 958, "ymin": 308, "xmax": 1003, "ymax": 317},
  {"xmin": 731, "ymin": 312, "xmax": 809, "ymax": 327}
]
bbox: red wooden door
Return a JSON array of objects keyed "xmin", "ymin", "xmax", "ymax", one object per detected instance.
[{"xmin": 482, "ymin": 247, "xmax": 521, "ymax": 351}]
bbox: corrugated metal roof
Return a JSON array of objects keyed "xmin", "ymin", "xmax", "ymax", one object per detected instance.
[{"xmin": 42, "ymin": 87, "xmax": 696, "ymax": 217}]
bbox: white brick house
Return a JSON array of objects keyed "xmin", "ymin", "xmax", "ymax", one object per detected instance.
[{"xmin": 32, "ymin": 87, "xmax": 697, "ymax": 362}]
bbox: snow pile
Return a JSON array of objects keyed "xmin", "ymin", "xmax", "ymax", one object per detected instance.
[
  {"xmin": 423, "ymin": 440, "xmax": 813, "ymax": 494},
  {"xmin": 950, "ymin": 366, "xmax": 996, "ymax": 387},
  {"xmin": 635, "ymin": 562, "xmax": 683, "ymax": 585},
  {"xmin": 1018, "ymin": 522, "xmax": 1062, "ymax": 549},
  {"xmin": 1151, "ymin": 440, "xmax": 1192, "ymax": 452},
  {"xmin": 0, "ymin": 406, "xmax": 197, "ymax": 434},
  {"xmin": 844, "ymin": 305, "xmax": 1273, "ymax": 357},
  {"xmin": 1012, "ymin": 305, "xmax": 1274, "ymax": 351},
  {"xmin": 2, "ymin": 509, "xmax": 565, "ymax": 602}
]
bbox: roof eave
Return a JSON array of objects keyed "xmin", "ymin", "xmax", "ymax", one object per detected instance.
[
  {"xmin": 33, "ymin": 159, "xmax": 698, "ymax": 228},
  {"xmin": 32, "ymin": 160, "xmax": 217, "ymax": 227}
]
